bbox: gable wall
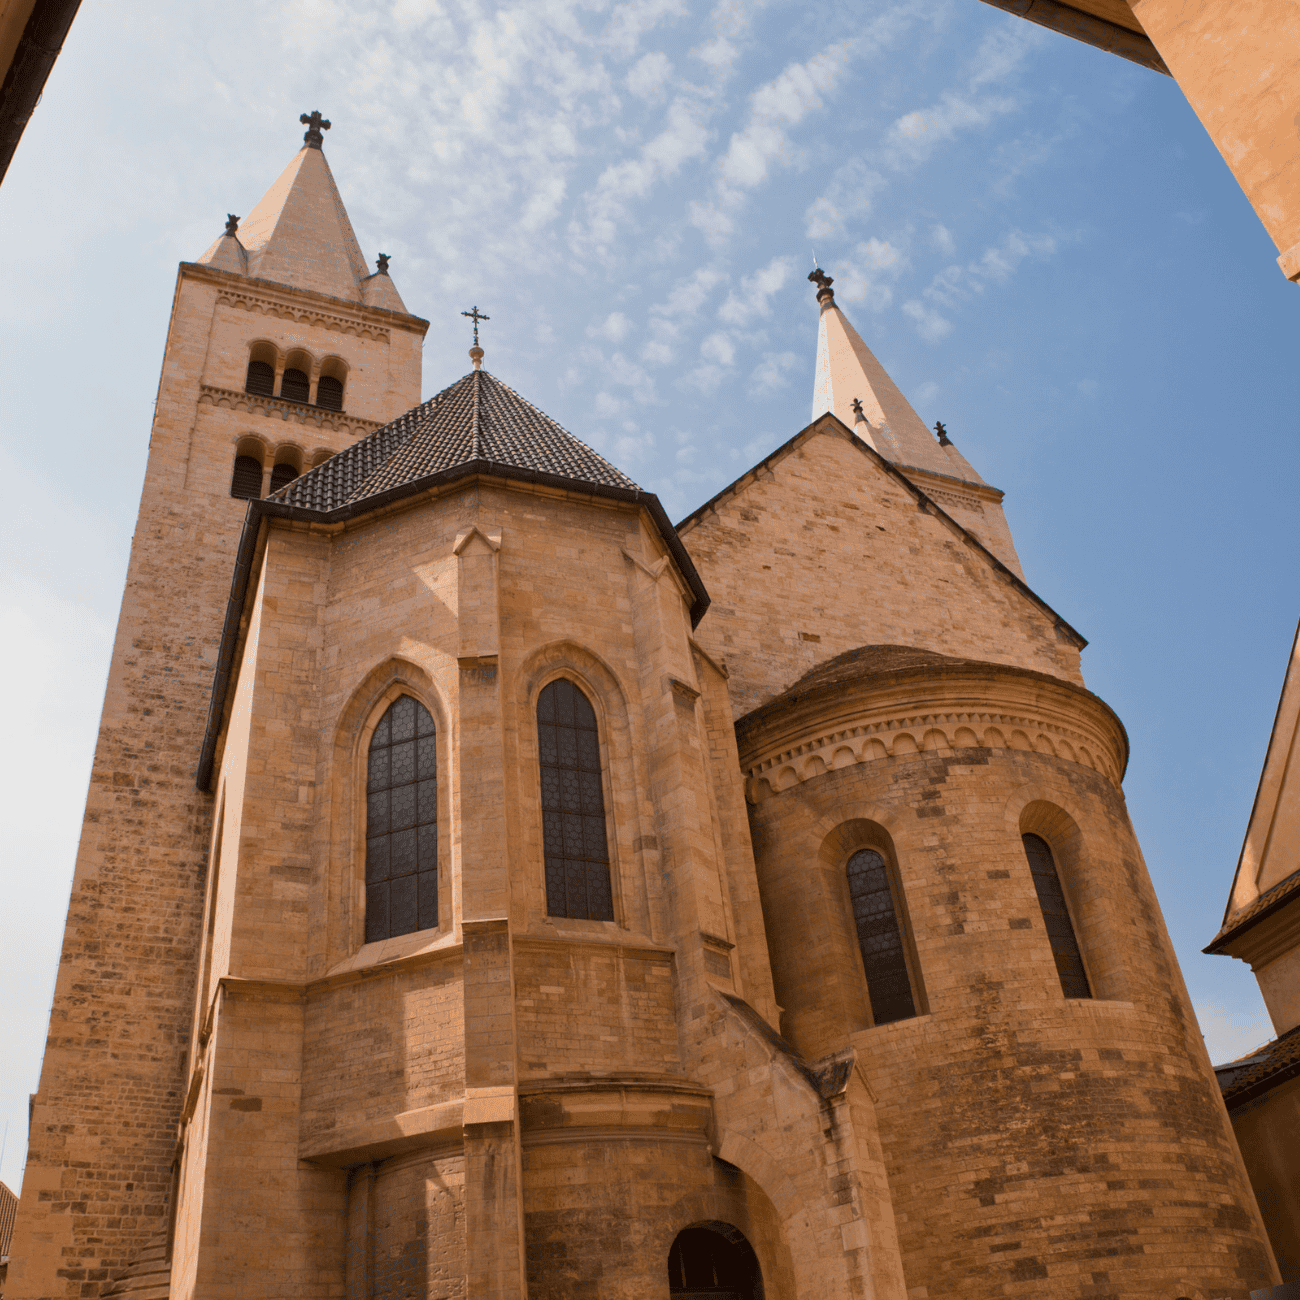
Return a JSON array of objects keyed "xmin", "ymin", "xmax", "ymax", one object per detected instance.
[{"xmin": 680, "ymin": 425, "xmax": 1084, "ymax": 719}]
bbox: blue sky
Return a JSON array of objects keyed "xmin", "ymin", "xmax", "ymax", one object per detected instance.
[{"xmin": 1, "ymin": 0, "xmax": 1297, "ymax": 1192}]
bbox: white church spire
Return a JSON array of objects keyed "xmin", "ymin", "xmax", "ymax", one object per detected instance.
[{"xmin": 808, "ymin": 268, "xmax": 985, "ymax": 485}]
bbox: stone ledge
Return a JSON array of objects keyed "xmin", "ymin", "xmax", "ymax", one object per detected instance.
[{"xmin": 198, "ymin": 383, "xmax": 384, "ymax": 437}]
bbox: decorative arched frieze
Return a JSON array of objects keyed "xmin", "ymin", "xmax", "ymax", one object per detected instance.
[
  {"xmin": 214, "ymin": 289, "xmax": 390, "ymax": 340},
  {"xmin": 741, "ymin": 669, "xmax": 1127, "ymax": 804},
  {"xmin": 198, "ymin": 383, "xmax": 382, "ymax": 437}
]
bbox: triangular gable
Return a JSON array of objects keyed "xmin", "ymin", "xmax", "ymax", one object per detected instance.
[{"xmin": 678, "ymin": 413, "xmax": 1085, "ymax": 719}]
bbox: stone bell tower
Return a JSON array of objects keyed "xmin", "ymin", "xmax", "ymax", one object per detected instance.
[{"xmin": 6, "ymin": 115, "xmax": 428, "ymax": 1300}]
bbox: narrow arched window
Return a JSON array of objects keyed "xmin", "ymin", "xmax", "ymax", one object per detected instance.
[
  {"xmin": 847, "ymin": 848, "xmax": 916, "ymax": 1025},
  {"xmin": 366, "ymin": 696, "xmax": 438, "ymax": 942},
  {"xmin": 316, "ymin": 374, "xmax": 344, "ymax": 410},
  {"xmin": 230, "ymin": 455, "xmax": 262, "ymax": 499},
  {"xmin": 245, "ymin": 359, "xmax": 274, "ymax": 396},
  {"xmin": 280, "ymin": 367, "xmax": 309, "ymax": 402},
  {"xmin": 538, "ymin": 678, "xmax": 614, "ymax": 921},
  {"xmin": 269, "ymin": 462, "xmax": 298, "ymax": 494},
  {"xmin": 1022, "ymin": 833, "xmax": 1091, "ymax": 999}
]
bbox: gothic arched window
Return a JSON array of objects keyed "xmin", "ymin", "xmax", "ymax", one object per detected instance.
[
  {"xmin": 269, "ymin": 462, "xmax": 298, "ymax": 494},
  {"xmin": 846, "ymin": 848, "xmax": 917, "ymax": 1025},
  {"xmin": 1022, "ymin": 833, "xmax": 1091, "ymax": 999},
  {"xmin": 245, "ymin": 359, "xmax": 274, "ymax": 396},
  {"xmin": 280, "ymin": 367, "xmax": 310, "ymax": 402},
  {"xmin": 316, "ymin": 374, "xmax": 344, "ymax": 410},
  {"xmin": 230, "ymin": 455, "xmax": 262, "ymax": 500},
  {"xmin": 537, "ymin": 678, "xmax": 614, "ymax": 921},
  {"xmin": 366, "ymin": 695, "xmax": 438, "ymax": 943}
]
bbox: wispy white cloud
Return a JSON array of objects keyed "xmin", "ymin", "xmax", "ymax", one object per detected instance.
[
  {"xmin": 804, "ymin": 159, "xmax": 884, "ymax": 242},
  {"xmin": 718, "ymin": 255, "xmax": 794, "ymax": 325},
  {"xmin": 834, "ymin": 237, "xmax": 906, "ymax": 309},
  {"xmin": 691, "ymin": 44, "xmax": 853, "ymax": 244},
  {"xmin": 588, "ymin": 311, "xmax": 633, "ymax": 343},
  {"xmin": 627, "ymin": 50, "xmax": 674, "ymax": 102},
  {"xmin": 750, "ymin": 350, "xmax": 800, "ymax": 394},
  {"xmin": 904, "ymin": 228, "xmax": 1057, "ymax": 340}
]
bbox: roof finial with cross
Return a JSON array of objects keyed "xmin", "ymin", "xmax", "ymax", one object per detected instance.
[
  {"xmin": 300, "ymin": 111, "xmax": 331, "ymax": 149},
  {"xmin": 462, "ymin": 306, "xmax": 490, "ymax": 370}
]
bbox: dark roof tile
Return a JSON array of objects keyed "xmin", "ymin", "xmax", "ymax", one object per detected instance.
[{"xmin": 271, "ymin": 368, "xmax": 636, "ymax": 513}]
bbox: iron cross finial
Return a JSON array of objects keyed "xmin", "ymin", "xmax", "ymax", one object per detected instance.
[
  {"xmin": 808, "ymin": 267, "xmax": 835, "ymax": 301},
  {"xmin": 852, "ymin": 398, "xmax": 865, "ymax": 420},
  {"xmin": 224, "ymin": 214, "xmax": 240, "ymax": 237},
  {"xmin": 300, "ymin": 111, "xmax": 331, "ymax": 149},
  {"xmin": 376, "ymin": 253, "xmax": 391, "ymax": 275},
  {"xmin": 461, "ymin": 306, "xmax": 490, "ymax": 348},
  {"xmin": 934, "ymin": 421, "xmax": 951, "ymax": 446}
]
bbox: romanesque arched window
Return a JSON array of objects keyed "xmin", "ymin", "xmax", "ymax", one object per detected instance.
[
  {"xmin": 1022, "ymin": 833, "xmax": 1091, "ymax": 999},
  {"xmin": 230, "ymin": 454, "xmax": 262, "ymax": 499},
  {"xmin": 366, "ymin": 695, "xmax": 438, "ymax": 942},
  {"xmin": 538, "ymin": 677, "xmax": 614, "ymax": 921},
  {"xmin": 316, "ymin": 374, "xmax": 344, "ymax": 410},
  {"xmin": 245, "ymin": 359, "xmax": 274, "ymax": 396},
  {"xmin": 846, "ymin": 848, "xmax": 917, "ymax": 1025},
  {"xmin": 269, "ymin": 462, "xmax": 298, "ymax": 494}
]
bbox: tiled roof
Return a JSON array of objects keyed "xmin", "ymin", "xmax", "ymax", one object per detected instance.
[
  {"xmin": 1204, "ymin": 865, "xmax": 1300, "ymax": 954},
  {"xmin": 270, "ymin": 368, "xmax": 637, "ymax": 514},
  {"xmin": 1214, "ymin": 1022, "xmax": 1300, "ymax": 1107}
]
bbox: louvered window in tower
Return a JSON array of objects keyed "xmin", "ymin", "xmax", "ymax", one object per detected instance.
[
  {"xmin": 245, "ymin": 359, "xmax": 274, "ymax": 396},
  {"xmin": 316, "ymin": 375, "xmax": 344, "ymax": 410},
  {"xmin": 269, "ymin": 462, "xmax": 298, "ymax": 494},
  {"xmin": 366, "ymin": 695, "xmax": 438, "ymax": 942},
  {"xmin": 846, "ymin": 848, "xmax": 917, "ymax": 1025},
  {"xmin": 230, "ymin": 455, "xmax": 262, "ymax": 500},
  {"xmin": 280, "ymin": 368, "xmax": 310, "ymax": 402},
  {"xmin": 1022, "ymin": 833, "xmax": 1091, "ymax": 999},
  {"xmin": 538, "ymin": 678, "xmax": 614, "ymax": 921}
]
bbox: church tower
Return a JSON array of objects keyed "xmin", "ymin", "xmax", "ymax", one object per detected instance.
[{"xmin": 6, "ymin": 115, "xmax": 428, "ymax": 1299}]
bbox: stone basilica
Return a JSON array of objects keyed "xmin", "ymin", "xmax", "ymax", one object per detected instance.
[{"xmin": 5, "ymin": 117, "xmax": 1278, "ymax": 1300}]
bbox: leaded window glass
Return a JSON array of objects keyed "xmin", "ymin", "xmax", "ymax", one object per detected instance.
[
  {"xmin": 365, "ymin": 695, "xmax": 438, "ymax": 942},
  {"xmin": 847, "ymin": 848, "xmax": 916, "ymax": 1025},
  {"xmin": 280, "ymin": 367, "xmax": 310, "ymax": 402},
  {"xmin": 538, "ymin": 678, "xmax": 614, "ymax": 921},
  {"xmin": 230, "ymin": 455, "xmax": 262, "ymax": 500},
  {"xmin": 245, "ymin": 359, "xmax": 274, "ymax": 396},
  {"xmin": 1022, "ymin": 833, "xmax": 1091, "ymax": 999},
  {"xmin": 316, "ymin": 374, "xmax": 344, "ymax": 410}
]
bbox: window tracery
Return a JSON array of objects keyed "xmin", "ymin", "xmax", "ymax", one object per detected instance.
[
  {"xmin": 365, "ymin": 695, "xmax": 438, "ymax": 942},
  {"xmin": 1022, "ymin": 832, "xmax": 1091, "ymax": 998},
  {"xmin": 846, "ymin": 848, "xmax": 917, "ymax": 1025},
  {"xmin": 537, "ymin": 677, "xmax": 614, "ymax": 921}
]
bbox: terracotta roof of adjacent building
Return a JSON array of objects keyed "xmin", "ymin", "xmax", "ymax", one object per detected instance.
[
  {"xmin": 1214, "ymin": 1023, "xmax": 1300, "ymax": 1108},
  {"xmin": 1204, "ymin": 865, "xmax": 1300, "ymax": 954},
  {"xmin": 270, "ymin": 367, "xmax": 638, "ymax": 513}
]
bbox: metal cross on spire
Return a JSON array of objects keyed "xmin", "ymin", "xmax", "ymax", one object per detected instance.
[
  {"xmin": 300, "ymin": 110, "xmax": 331, "ymax": 149},
  {"xmin": 461, "ymin": 306, "xmax": 490, "ymax": 347}
]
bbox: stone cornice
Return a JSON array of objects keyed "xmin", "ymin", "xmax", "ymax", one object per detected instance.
[
  {"xmin": 180, "ymin": 260, "xmax": 430, "ymax": 338},
  {"xmin": 739, "ymin": 661, "xmax": 1127, "ymax": 802},
  {"xmin": 198, "ymin": 383, "xmax": 385, "ymax": 437}
]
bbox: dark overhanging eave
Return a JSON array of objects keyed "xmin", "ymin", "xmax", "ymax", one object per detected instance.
[
  {"xmin": 974, "ymin": 0, "xmax": 1169, "ymax": 75},
  {"xmin": 196, "ymin": 460, "xmax": 710, "ymax": 791}
]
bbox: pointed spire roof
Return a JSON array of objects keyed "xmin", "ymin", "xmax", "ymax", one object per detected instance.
[
  {"xmin": 808, "ymin": 271, "xmax": 986, "ymax": 485},
  {"xmin": 197, "ymin": 133, "xmax": 372, "ymax": 301}
]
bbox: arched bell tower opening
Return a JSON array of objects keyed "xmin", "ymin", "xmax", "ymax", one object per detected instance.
[{"xmin": 667, "ymin": 1222, "xmax": 763, "ymax": 1300}]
